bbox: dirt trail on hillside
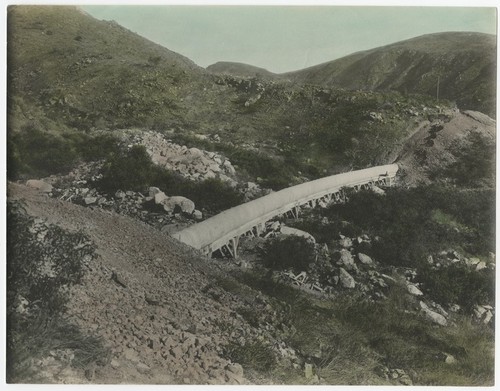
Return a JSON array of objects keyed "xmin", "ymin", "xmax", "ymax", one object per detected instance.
[{"xmin": 8, "ymin": 183, "xmax": 266, "ymax": 385}]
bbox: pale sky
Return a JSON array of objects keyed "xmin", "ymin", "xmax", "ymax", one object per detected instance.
[{"xmin": 55, "ymin": 6, "xmax": 500, "ymax": 73}]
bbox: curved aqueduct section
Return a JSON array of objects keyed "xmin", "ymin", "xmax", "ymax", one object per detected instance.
[{"xmin": 173, "ymin": 164, "xmax": 399, "ymax": 258}]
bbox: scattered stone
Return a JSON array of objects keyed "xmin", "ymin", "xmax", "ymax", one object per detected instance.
[
  {"xmin": 420, "ymin": 301, "xmax": 447, "ymax": 326},
  {"xmin": 304, "ymin": 363, "xmax": 314, "ymax": 379},
  {"xmin": 406, "ymin": 283, "xmax": 423, "ymax": 296},
  {"xmin": 475, "ymin": 261, "xmax": 487, "ymax": 271},
  {"xmin": 115, "ymin": 190, "xmax": 126, "ymax": 199},
  {"xmin": 145, "ymin": 293, "xmax": 160, "ymax": 306},
  {"xmin": 339, "ymin": 268, "xmax": 356, "ymax": 289},
  {"xmin": 136, "ymin": 362, "xmax": 150, "ymax": 374},
  {"xmin": 110, "ymin": 359, "xmax": 120, "ymax": 369},
  {"xmin": 84, "ymin": 196, "xmax": 97, "ymax": 205},
  {"xmin": 465, "ymin": 257, "xmax": 481, "ymax": 267},
  {"xmin": 192, "ymin": 209, "xmax": 203, "ymax": 220},
  {"xmin": 154, "ymin": 191, "xmax": 168, "ymax": 205},
  {"xmin": 337, "ymin": 250, "xmax": 358, "ymax": 272},
  {"xmin": 483, "ymin": 311, "xmax": 493, "ymax": 324},
  {"xmin": 371, "ymin": 185, "xmax": 385, "ymax": 195},
  {"xmin": 281, "ymin": 226, "xmax": 316, "ymax": 243},
  {"xmin": 449, "ymin": 304, "xmax": 461, "ymax": 313},
  {"xmin": 474, "ymin": 304, "xmax": 494, "ymax": 324},
  {"xmin": 444, "ymin": 353, "xmax": 456, "ymax": 364},
  {"xmin": 111, "ymin": 271, "xmax": 127, "ymax": 288},
  {"xmin": 357, "ymin": 253, "xmax": 374, "ymax": 265},
  {"xmin": 339, "ymin": 237, "xmax": 352, "ymax": 248},
  {"xmin": 123, "ymin": 348, "xmax": 140, "ymax": 363},
  {"xmin": 162, "ymin": 196, "xmax": 196, "ymax": 215}
]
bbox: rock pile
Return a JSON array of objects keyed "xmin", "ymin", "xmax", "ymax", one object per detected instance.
[
  {"xmin": 49, "ymin": 180, "xmax": 198, "ymax": 233},
  {"xmin": 124, "ymin": 130, "xmax": 238, "ymax": 186}
]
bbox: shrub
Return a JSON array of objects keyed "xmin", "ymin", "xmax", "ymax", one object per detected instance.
[
  {"xmin": 8, "ymin": 125, "xmax": 79, "ymax": 178},
  {"xmin": 326, "ymin": 185, "xmax": 495, "ymax": 265},
  {"xmin": 260, "ymin": 236, "xmax": 316, "ymax": 273},
  {"xmin": 97, "ymin": 144, "xmax": 158, "ymax": 193},
  {"xmin": 7, "ymin": 201, "xmax": 108, "ymax": 382},
  {"xmin": 224, "ymin": 340, "xmax": 276, "ymax": 373},
  {"xmin": 445, "ymin": 132, "xmax": 495, "ymax": 187},
  {"xmin": 7, "ymin": 201, "xmax": 95, "ymax": 314},
  {"xmin": 7, "ymin": 126, "xmax": 121, "ymax": 179},
  {"xmin": 416, "ymin": 263, "xmax": 494, "ymax": 311}
]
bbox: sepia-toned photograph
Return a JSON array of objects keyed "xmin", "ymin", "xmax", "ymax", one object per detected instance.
[{"xmin": 4, "ymin": 1, "xmax": 497, "ymax": 387}]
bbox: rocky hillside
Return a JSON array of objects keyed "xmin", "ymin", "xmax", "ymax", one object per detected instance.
[
  {"xmin": 10, "ymin": 4, "xmax": 480, "ymax": 189},
  {"xmin": 207, "ymin": 61, "xmax": 278, "ymax": 79},
  {"xmin": 7, "ymin": 173, "xmax": 495, "ymax": 385},
  {"xmin": 7, "ymin": 5, "xmax": 207, "ymax": 130},
  {"xmin": 7, "ymin": 183, "xmax": 272, "ymax": 384},
  {"xmin": 394, "ymin": 109, "xmax": 496, "ymax": 186},
  {"xmin": 6, "ymin": 6, "xmax": 496, "ymax": 386},
  {"xmin": 283, "ymin": 32, "xmax": 496, "ymax": 117}
]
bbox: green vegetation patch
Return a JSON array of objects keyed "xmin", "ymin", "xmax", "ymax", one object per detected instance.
[
  {"xmin": 235, "ymin": 270, "xmax": 494, "ymax": 385},
  {"xmin": 7, "ymin": 201, "xmax": 109, "ymax": 382},
  {"xmin": 8, "ymin": 125, "xmax": 120, "ymax": 179}
]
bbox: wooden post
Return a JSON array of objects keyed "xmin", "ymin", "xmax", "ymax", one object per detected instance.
[{"xmin": 231, "ymin": 237, "xmax": 239, "ymax": 259}]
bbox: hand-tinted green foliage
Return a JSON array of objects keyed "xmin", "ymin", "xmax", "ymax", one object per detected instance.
[
  {"xmin": 235, "ymin": 269, "xmax": 494, "ymax": 385},
  {"xmin": 8, "ymin": 125, "xmax": 120, "ymax": 179},
  {"xmin": 225, "ymin": 339, "xmax": 276, "ymax": 373},
  {"xmin": 97, "ymin": 145, "xmax": 158, "ymax": 193},
  {"xmin": 180, "ymin": 178, "xmax": 243, "ymax": 213},
  {"xmin": 417, "ymin": 264, "xmax": 494, "ymax": 311},
  {"xmin": 316, "ymin": 185, "xmax": 495, "ymax": 309},
  {"xmin": 226, "ymin": 149, "xmax": 295, "ymax": 190},
  {"xmin": 7, "ymin": 201, "xmax": 95, "ymax": 314},
  {"xmin": 325, "ymin": 185, "xmax": 495, "ymax": 266},
  {"xmin": 260, "ymin": 236, "xmax": 316, "ymax": 273},
  {"xmin": 445, "ymin": 132, "xmax": 495, "ymax": 187}
]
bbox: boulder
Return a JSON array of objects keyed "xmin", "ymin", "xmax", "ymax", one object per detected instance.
[
  {"xmin": 420, "ymin": 301, "xmax": 447, "ymax": 326},
  {"xmin": 154, "ymin": 191, "xmax": 168, "ymax": 205},
  {"xmin": 337, "ymin": 249, "xmax": 358, "ymax": 272},
  {"xmin": 475, "ymin": 261, "xmax": 487, "ymax": 271},
  {"xmin": 193, "ymin": 210, "xmax": 203, "ymax": 220},
  {"xmin": 357, "ymin": 253, "xmax": 374, "ymax": 265},
  {"xmin": 371, "ymin": 186, "xmax": 385, "ymax": 195},
  {"xmin": 444, "ymin": 353, "xmax": 457, "ymax": 365},
  {"xmin": 26, "ymin": 179, "xmax": 53, "ymax": 193},
  {"xmin": 148, "ymin": 187, "xmax": 161, "ymax": 197},
  {"xmin": 483, "ymin": 311, "xmax": 493, "ymax": 324},
  {"xmin": 280, "ymin": 226, "xmax": 316, "ymax": 243},
  {"xmin": 84, "ymin": 196, "xmax": 97, "ymax": 205},
  {"xmin": 339, "ymin": 237, "xmax": 353, "ymax": 248},
  {"xmin": 114, "ymin": 190, "xmax": 126, "ymax": 199},
  {"xmin": 406, "ymin": 283, "xmax": 423, "ymax": 296},
  {"xmin": 223, "ymin": 160, "xmax": 236, "ymax": 175},
  {"xmin": 162, "ymin": 196, "xmax": 196, "ymax": 215},
  {"xmin": 339, "ymin": 268, "xmax": 356, "ymax": 289}
]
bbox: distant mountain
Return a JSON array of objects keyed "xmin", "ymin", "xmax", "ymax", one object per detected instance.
[
  {"xmin": 283, "ymin": 32, "xmax": 496, "ymax": 117},
  {"xmin": 207, "ymin": 62, "xmax": 278, "ymax": 79}
]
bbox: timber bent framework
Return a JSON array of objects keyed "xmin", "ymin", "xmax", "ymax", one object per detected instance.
[{"xmin": 173, "ymin": 163, "xmax": 399, "ymax": 258}]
